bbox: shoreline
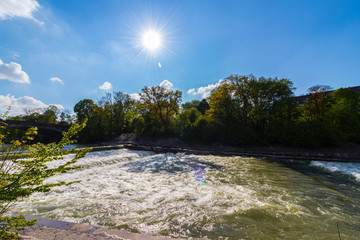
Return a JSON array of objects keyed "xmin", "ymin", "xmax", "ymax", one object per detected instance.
[
  {"xmin": 97, "ymin": 134, "xmax": 360, "ymax": 162},
  {"xmin": 20, "ymin": 214, "xmax": 175, "ymax": 240},
  {"xmin": 87, "ymin": 141, "xmax": 360, "ymax": 163}
]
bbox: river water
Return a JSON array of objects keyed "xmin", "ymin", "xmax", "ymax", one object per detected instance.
[{"xmin": 12, "ymin": 149, "xmax": 360, "ymax": 239}]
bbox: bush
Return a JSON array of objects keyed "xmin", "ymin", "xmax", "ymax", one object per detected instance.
[{"xmin": 0, "ymin": 117, "xmax": 90, "ymax": 239}]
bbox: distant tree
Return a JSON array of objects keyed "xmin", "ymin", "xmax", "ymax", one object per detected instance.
[
  {"xmin": 39, "ymin": 105, "xmax": 59, "ymax": 124},
  {"xmin": 226, "ymin": 74, "xmax": 254, "ymax": 124},
  {"xmin": 226, "ymin": 74, "xmax": 295, "ymax": 129},
  {"xmin": 207, "ymin": 81, "xmax": 237, "ymax": 128},
  {"xmin": 58, "ymin": 109, "xmax": 74, "ymax": 125},
  {"xmin": 23, "ymin": 108, "xmax": 42, "ymax": 123},
  {"xmin": 6, "ymin": 116, "xmax": 23, "ymax": 121},
  {"xmin": 182, "ymin": 100, "xmax": 200, "ymax": 110},
  {"xmin": 300, "ymin": 85, "xmax": 332, "ymax": 122},
  {"xmin": 113, "ymin": 91, "xmax": 136, "ymax": 134},
  {"xmin": 74, "ymin": 99, "xmax": 96, "ymax": 123},
  {"xmin": 326, "ymin": 88, "xmax": 360, "ymax": 142},
  {"xmin": 139, "ymin": 86, "xmax": 182, "ymax": 133},
  {"xmin": 59, "ymin": 112, "xmax": 66, "ymax": 123},
  {"xmin": 24, "ymin": 108, "xmax": 42, "ymax": 116},
  {"xmin": 98, "ymin": 91, "xmax": 136, "ymax": 137},
  {"xmin": 196, "ymin": 99, "xmax": 210, "ymax": 114}
]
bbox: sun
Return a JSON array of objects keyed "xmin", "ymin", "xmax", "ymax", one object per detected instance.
[{"xmin": 142, "ymin": 30, "xmax": 162, "ymax": 51}]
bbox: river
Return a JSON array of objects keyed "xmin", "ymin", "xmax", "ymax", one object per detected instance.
[{"xmin": 12, "ymin": 149, "xmax": 360, "ymax": 239}]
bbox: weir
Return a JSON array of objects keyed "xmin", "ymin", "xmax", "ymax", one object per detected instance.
[{"xmin": 12, "ymin": 148, "xmax": 360, "ymax": 239}]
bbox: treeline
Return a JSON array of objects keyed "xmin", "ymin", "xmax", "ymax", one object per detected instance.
[
  {"xmin": 5, "ymin": 74, "xmax": 359, "ymax": 148},
  {"xmin": 7, "ymin": 106, "xmax": 74, "ymax": 125},
  {"xmin": 72, "ymin": 74, "xmax": 360, "ymax": 148}
]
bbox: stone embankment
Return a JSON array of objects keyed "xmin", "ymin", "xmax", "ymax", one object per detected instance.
[
  {"xmin": 97, "ymin": 134, "xmax": 360, "ymax": 162},
  {"xmin": 21, "ymin": 215, "xmax": 175, "ymax": 240}
]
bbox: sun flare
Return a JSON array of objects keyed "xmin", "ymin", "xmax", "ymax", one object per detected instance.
[{"xmin": 142, "ymin": 31, "xmax": 162, "ymax": 50}]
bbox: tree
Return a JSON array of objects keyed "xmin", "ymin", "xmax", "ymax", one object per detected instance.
[
  {"xmin": 39, "ymin": 105, "xmax": 59, "ymax": 124},
  {"xmin": 182, "ymin": 100, "xmax": 200, "ymax": 110},
  {"xmin": 196, "ymin": 99, "xmax": 210, "ymax": 114},
  {"xmin": 326, "ymin": 88, "xmax": 360, "ymax": 143},
  {"xmin": 58, "ymin": 109, "xmax": 73, "ymax": 125},
  {"xmin": 0, "ymin": 115, "xmax": 90, "ymax": 239},
  {"xmin": 139, "ymin": 86, "xmax": 182, "ymax": 133},
  {"xmin": 300, "ymin": 85, "xmax": 332, "ymax": 122},
  {"xmin": 112, "ymin": 92, "xmax": 136, "ymax": 135},
  {"xmin": 225, "ymin": 74, "xmax": 254, "ymax": 124},
  {"xmin": 74, "ymin": 99, "xmax": 96, "ymax": 123},
  {"xmin": 207, "ymin": 81, "xmax": 237, "ymax": 128}
]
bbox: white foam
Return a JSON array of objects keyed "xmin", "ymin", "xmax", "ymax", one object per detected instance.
[
  {"xmin": 12, "ymin": 149, "xmax": 345, "ymax": 237},
  {"xmin": 311, "ymin": 161, "xmax": 360, "ymax": 181}
]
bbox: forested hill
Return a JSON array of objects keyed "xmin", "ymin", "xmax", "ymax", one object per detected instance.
[{"xmin": 6, "ymin": 75, "xmax": 360, "ymax": 148}]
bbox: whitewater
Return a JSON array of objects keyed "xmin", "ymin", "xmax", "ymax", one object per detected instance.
[{"xmin": 12, "ymin": 149, "xmax": 360, "ymax": 239}]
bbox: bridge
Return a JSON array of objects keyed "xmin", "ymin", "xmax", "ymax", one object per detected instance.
[{"xmin": 3, "ymin": 120, "xmax": 70, "ymax": 133}]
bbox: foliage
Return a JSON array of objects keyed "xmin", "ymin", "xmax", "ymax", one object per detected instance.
[
  {"xmin": 299, "ymin": 85, "xmax": 332, "ymax": 122},
  {"xmin": 326, "ymin": 88, "xmax": 360, "ymax": 135},
  {"xmin": 139, "ymin": 86, "xmax": 182, "ymax": 134},
  {"xmin": 69, "ymin": 75, "xmax": 359, "ymax": 148},
  {"xmin": 0, "ymin": 116, "xmax": 90, "ymax": 239},
  {"xmin": 74, "ymin": 92, "xmax": 137, "ymax": 143},
  {"xmin": 182, "ymin": 100, "xmax": 200, "ymax": 110},
  {"xmin": 7, "ymin": 105, "xmax": 65, "ymax": 125},
  {"xmin": 74, "ymin": 99, "xmax": 96, "ymax": 123},
  {"xmin": 196, "ymin": 99, "xmax": 210, "ymax": 114}
]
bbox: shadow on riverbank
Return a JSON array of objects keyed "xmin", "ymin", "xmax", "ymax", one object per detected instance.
[{"xmin": 95, "ymin": 134, "xmax": 360, "ymax": 162}]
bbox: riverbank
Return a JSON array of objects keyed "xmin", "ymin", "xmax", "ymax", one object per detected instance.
[
  {"xmin": 97, "ymin": 134, "xmax": 360, "ymax": 162},
  {"xmin": 14, "ymin": 145, "xmax": 360, "ymax": 239},
  {"xmin": 20, "ymin": 215, "xmax": 175, "ymax": 240}
]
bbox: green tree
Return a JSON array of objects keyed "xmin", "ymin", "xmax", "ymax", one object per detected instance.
[
  {"xmin": 0, "ymin": 116, "xmax": 90, "ymax": 239},
  {"xmin": 74, "ymin": 99, "xmax": 96, "ymax": 123},
  {"xmin": 207, "ymin": 81, "xmax": 237, "ymax": 129},
  {"xmin": 182, "ymin": 100, "xmax": 200, "ymax": 110},
  {"xmin": 139, "ymin": 86, "xmax": 182, "ymax": 133},
  {"xmin": 39, "ymin": 105, "xmax": 59, "ymax": 124},
  {"xmin": 326, "ymin": 88, "xmax": 360, "ymax": 143},
  {"xmin": 112, "ymin": 92, "xmax": 137, "ymax": 135},
  {"xmin": 175, "ymin": 108, "xmax": 201, "ymax": 140},
  {"xmin": 196, "ymin": 99, "xmax": 210, "ymax": 114},
  {"xmin": 300, "ymin": 85, "xmax": 332, "ymax": 122}
]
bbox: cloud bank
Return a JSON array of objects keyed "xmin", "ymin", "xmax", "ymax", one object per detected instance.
[
  {"xmin": 0, "ymin": 59, "xmax": 30, "ymax": 84},
  {"xmin": 0, "ymin": 0, "xmax": 43, "ymax": 24},
  {"xmin": 187, "ymin": 79, "xmax": 224, "ymax": 98},
  {"xmin": 99, "ymin": 81, "xmax": 112, "ymax": 90},
  {"xmin": 0, "ymin": 94, "xmax": 64, "ymax": 116},
  {"xmin": 159, "ymin": 80, "xmax": 173, "ymax": 90},
  {"xmin": 50, "ymin": 77, "xmax": 64, "ymax": 85}
]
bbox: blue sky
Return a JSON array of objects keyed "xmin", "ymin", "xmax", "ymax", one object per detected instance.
[{"xmin": 1, "ymin": 0, "xmax": 360, "ymax": 115}]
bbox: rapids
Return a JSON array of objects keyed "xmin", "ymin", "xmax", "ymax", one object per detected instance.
[{"xmin": 12, "ymin": 149, "xmax": 360, "ymax": 239}]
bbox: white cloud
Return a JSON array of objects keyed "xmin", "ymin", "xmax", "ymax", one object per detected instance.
[
  {"xmin": 187, "ymin": 79, "xmax": 224, "ymax": 98},
  {"xmin": 187, "ymin": 88, "xmax": 195, "ymax": 94},
  {"xmin": 129, "ymin": 93, "xmax": 141, "ymax": 101},
  {"xmin": 50, "ymin": 77, "xmax": 64, "ymax": 85},
  {"xmin": 159, "ymin": 80, "xmax": 173, "ymax": 90},
  {"xmin": 99, "ymin": 81, "xmax": 112, "ymax": 90},
  {"xmin": 158, "ymin": 62, "xmax": 162, "ymax": 68},
  {"xmin": 0, "ymin": 0, "xmax": 43, "ymax": 24},
  {"xmin": 0, "ymin": 94, "xmax": 64, "ymax": 116},
  {"xmin": 0, "ymin": 59, "xmax": 30, "ymax": 84}
]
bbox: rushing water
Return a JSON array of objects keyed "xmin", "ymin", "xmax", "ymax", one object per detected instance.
[{"xmin": 12, "ymin": 149, "xmax": 360, "ymax": 239}]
